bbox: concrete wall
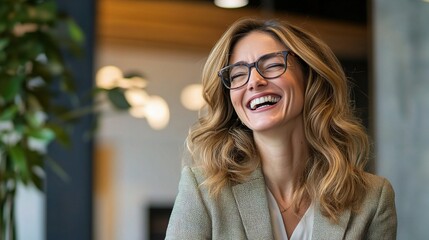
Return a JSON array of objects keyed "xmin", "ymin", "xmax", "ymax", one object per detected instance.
[{"xmin": 373, "ymin": 0, "xmax": 429, "ymax": 239}]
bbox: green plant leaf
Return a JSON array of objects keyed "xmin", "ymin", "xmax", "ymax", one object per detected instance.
[
  {"xmin": 9, "ymin": 145, "xmax": 30, "ymax": 183},
  {"xmin": 0, "ymin": 39, "xmax": 9, "ymax": 51},
  {"xmin": 0, "ymin": 74, "xmax": 25, "ymax": 102},
  {"xmin": 61, "ymin": 69, "xmax": 77, "ymax": 93},
  {"xmin": 0, "ymin": 23, "xmax": 6, "ymax": 33},
  {"xmin": 123, "ymin": 72, "xmax": 146, "ymax": 79},
  {"xmin": 19, "ymin": 32, "xmax": 45, "ymax": 60},
  {"xmin": 46, "ymin": 156, "xmax": 69, "ymax": 182},
  {"xmin": 27, "ymin": 127, "xmax": 55, "ymax": 141},
  {"xmin": 0, "ymin": 51, "xmax": 6, "ymax": 62},
  {"xmin": 67, "ymin": 19, "xmax": 84, "ymax": 44},
  {"xmin": 32, "ymin": 61, "xmax": 54, "ymax": 83},
  {"xmin": 30, "ymin": 169, "xmax": 44, "ymax": 191},
  {"xmin": 0, "ymin": 106, "xmax": 18, "ymax": 120},
  {"xmin": 26, "ymin": 149, "xmax": 45, "ymax": 191},
  {"xmin": 26, "ymin": 113, "xmax": 40, "ymax": 128},
  {"xmin": 46, "ymin": 123, "xmax": 71, "ymax": 147},
  {"xmin": 29, "ymin": 1, "xmax": 57, "ymax": 22},
  {"xmin": 45, "ymin": 55, "xmax": 63, "ymax": 75},
  {"xmin": 107, "ymin": 87, "xmax": 131, "ymax": 110}
]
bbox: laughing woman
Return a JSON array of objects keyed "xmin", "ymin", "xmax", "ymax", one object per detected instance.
[{"xmin": 166, "ymin": 18, "xmax": 397, "ymax": 240}]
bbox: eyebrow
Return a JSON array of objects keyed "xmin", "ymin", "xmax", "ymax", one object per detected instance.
[{"xmin": 228, "ymin": 50, "xmax": 286, "ymax": 66}]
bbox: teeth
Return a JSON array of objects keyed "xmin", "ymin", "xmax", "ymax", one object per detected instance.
[{"xmin": 250, "ymin": 95, "xmax": 280, "ymax": 110}]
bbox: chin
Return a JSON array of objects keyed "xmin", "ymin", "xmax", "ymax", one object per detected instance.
[{"xmin": 247, "ymin": 123, "xmax": 278, "ymax": 132}]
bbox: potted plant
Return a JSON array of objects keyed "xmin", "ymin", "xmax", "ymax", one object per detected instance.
[{"xmin": 0, "ymin": 1, "xmax": 86, "ymax": 239}]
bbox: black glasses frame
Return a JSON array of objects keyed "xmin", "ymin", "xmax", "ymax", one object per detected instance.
[{"xmin": 218, "ymin": 50, "xmax": 292, "ymax": 90}]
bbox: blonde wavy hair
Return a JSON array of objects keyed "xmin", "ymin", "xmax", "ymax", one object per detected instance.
[{"xmin": 186, "ymin": 18, "xmax": 369, "ymax": 222}]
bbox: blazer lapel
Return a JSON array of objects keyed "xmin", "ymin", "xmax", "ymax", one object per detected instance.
[
  {"xmin": 312, "ymin": 203, "xmax": 351, "ymax": 240},
  {"xmin": 232, "ymin": 169, "xmax": 274, "ymax": 240}
]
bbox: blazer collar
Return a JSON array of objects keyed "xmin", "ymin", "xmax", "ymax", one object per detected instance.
[
  {"xmin": 312, "ymin": 203, "xmax": 351, "ymax": 240},
  {"xmin": 231, "ymin": 168, "xmax": 352, "ymax": 240},
  {"xmin": 232, "ymin": 168, "xmax": 274, "ymax": 240}
]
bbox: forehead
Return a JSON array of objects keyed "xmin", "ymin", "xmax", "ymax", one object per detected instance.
[{"xmin": 229, "ymin": 31, "xmax": 285, "ymax": 64}]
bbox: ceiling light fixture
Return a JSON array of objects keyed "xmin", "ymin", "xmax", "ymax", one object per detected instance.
[
  {"xmin": 96, "ymin": 66, "xmax": 170, "ymax": 130},
  {"xmin": 214, "ymin": 0, "xmax": 248, "ymax": 8},
  {"xmin": 181, "ymin": 84, "xmax": 205, "ymax": 111}
]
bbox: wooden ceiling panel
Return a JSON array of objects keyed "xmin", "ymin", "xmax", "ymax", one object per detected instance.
[{"xmin": 97, "ymin": 0, "xmax": 368, "ymax": 59}]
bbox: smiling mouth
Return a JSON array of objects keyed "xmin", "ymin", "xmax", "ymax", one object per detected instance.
[{"xmin": 249, "ymin": 95, "xmax": 281, "ymax": 110}]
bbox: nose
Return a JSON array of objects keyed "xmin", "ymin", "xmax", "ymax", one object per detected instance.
[{"xmin": 247, "ymin": 68, "xmax": 268, "ymax": 90}]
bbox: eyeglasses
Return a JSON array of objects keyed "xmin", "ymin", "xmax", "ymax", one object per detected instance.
[{"xmin": 218, "ymin": 51, "xmax": 291, "ymax": 90}]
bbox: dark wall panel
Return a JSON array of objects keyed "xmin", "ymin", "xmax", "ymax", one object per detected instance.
[{"xmin": 46, "ymin": 1, "xmax": 96, "ymax": 240}]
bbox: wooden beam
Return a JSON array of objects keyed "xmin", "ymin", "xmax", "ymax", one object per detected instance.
[{"xmin": 97, "ymin": 0, "xmax": 368, "ymax": 59}]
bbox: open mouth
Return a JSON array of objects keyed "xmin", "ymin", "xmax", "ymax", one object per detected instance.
[{"xmin": 248, "ymin": 95, "xmax": 281, "ymax": 110}]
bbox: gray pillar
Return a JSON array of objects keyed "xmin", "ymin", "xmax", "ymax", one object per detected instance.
[{"xmin": 373, "ymin": 0, "xmax": 429, "ymax": 239}]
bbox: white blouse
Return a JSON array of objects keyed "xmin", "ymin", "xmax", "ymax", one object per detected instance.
[{"xmin": 266, "ymin": 188, "xmax": 314, "ymax": 240}]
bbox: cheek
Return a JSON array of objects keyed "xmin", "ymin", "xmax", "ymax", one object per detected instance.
[{"xmin": 229, "ymin": 92, "xmax": 243, "ymax": 111}]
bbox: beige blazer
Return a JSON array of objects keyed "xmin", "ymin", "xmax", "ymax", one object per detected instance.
[{"xmin": 166, "ymin": 166, "xmax": 397, "ymax": 240}]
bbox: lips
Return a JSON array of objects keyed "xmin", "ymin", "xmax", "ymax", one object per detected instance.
[{"xmin": 248, "ymin": 95, "xmax": 281, "ymax": 110}]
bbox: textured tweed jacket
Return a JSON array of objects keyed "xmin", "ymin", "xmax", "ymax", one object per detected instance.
[{"xmin": 165, "ymin": 166, "xmax": 397, "ymax": 240}]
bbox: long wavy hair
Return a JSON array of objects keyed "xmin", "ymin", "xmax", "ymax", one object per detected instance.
[{"xmin": 186, "ymin": 18, "xmax": 369, "ymax": 222}]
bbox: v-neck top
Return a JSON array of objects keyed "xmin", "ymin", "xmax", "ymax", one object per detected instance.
[{"xmin": 267, "ymin": 188, "xmax": 314, "ymax": 240}]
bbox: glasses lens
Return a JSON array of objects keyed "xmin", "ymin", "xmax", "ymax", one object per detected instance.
[
  {"xmin": 257, "ymin": 53, "xmax": 287, "ymax": 79},
  {"xmin": 220, "ymin": 51, "xmax": 288, "ymax": 90},
  {"xmin": 228, "ymin": 64, "xmax": 249, "ymax": 89},
  {"xmin": 220, "ymin": 67, "xmax": 233, "ymax": 89}
]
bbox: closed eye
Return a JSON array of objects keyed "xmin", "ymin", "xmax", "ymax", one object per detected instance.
[
  {"xmin": 264, "ymin": 63, "xmax": 285, "ymax": 72},
  {"xmin": 231, "ymin": 72, "xmax": 247, "ymax": 82}
]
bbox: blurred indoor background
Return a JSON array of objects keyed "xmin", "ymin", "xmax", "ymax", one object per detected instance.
[{"xmin": 15, "ymin": 0, "xmax": 429, "ymax": 239}]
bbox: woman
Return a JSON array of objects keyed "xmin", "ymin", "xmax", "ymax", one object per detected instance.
[{"xmin": 166, "ymin": 18, "xmax": 397, "ymax": 240}]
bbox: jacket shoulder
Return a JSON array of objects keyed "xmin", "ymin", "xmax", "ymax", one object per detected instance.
[
  {"xmin": 355, "ymin": 173, "xmax": 397, "ymax": 239},
  {"xmin": 362, "ymin": 172, "xmax": 394, "ymax": 198},
  {"xmin": 182, "ymin": 165, "xmax": 207, "ymax": 185}
]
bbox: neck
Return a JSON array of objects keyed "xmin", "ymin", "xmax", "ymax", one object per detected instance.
[{"xmin": 254, "ymin": 120, "xmax": 308, "ymax": 200}]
